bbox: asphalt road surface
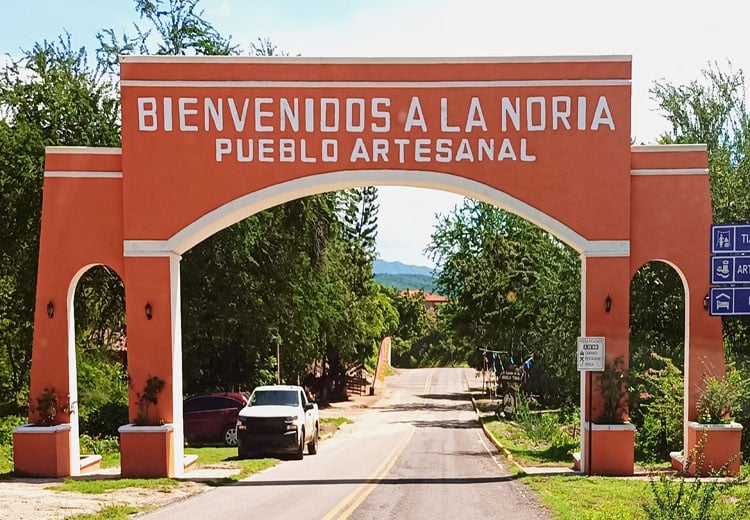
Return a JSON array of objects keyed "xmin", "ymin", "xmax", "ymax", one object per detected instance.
[{"xmin": 141, "ymin": 367, "xmax": 550, "ymax": 520}]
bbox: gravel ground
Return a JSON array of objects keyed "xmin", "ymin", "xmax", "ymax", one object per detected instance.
[{"xmin": 2, "ymin": 391, "xmax": 382, "ymax": 520}]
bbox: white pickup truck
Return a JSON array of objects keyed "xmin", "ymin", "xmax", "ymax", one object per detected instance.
[{"xmin": 236, "ymin": 385, "xmax": 319, "ymax": 459}]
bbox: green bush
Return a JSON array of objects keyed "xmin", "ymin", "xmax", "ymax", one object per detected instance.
[
  {"xmin": 0, "ymin": 414, "xmax": 26, "ymax": 447},
  {"xmin": 79, "ymin": 434, "xmax": 119, "ymax": 455},
  {"xmin": 514, "ymin": 393, "xmax": 573, "ymax": 448},
  {"xmin": 696, "ymin": 364, "xmax": 749, "ymax": 424},
  {"xmin": 644, "ymin": 472, "xmax": 749, "ymax": 520},
  {"xmin": 633, "ymin": 353, "xmax": 684, "ymax": 461},
  {"xmin": 636, "ymin": 413, "xmax": 664, "ymax": 463},
  {"xmin": 79, "ymin": 401, "xmax": 128, "ymax": 438}
]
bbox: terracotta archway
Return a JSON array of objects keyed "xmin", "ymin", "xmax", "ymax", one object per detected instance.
[{"xmin": 14, "ymin": 56, "xmax": 722, "ymax": 477}]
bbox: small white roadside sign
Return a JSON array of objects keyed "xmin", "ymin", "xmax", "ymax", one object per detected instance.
[{"xmin": 577, "ymin": 337, "xmax": 605, "ymax": 371}]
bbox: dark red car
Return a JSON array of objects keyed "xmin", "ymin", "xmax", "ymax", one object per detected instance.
[{"xmin": 183, "ymin": 392, "xmax": 248, "ymax": 446}]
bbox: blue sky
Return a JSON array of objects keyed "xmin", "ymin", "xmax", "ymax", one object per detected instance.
[{"xmin": 2, "ymin": 0, "xmax": 749, "ymax": 266}]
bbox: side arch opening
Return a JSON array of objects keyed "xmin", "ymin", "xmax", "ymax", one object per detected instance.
[
  {"xmin": 629, "ymin": 260, "xmax": 686, "ymax": 463},
  {"xmin": 68, "ymin": 264, "xmax": 127, "ymax": 474}
]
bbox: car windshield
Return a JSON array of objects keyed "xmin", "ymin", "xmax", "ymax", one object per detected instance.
[{"xmin": 250, "ymin": 390, "xmax": 299, "ymax": 407}]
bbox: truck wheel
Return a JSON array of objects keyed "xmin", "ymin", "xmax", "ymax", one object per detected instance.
[
  {"xmin": 223, "ymin": 425, "xmax": 238, "ymax": 446},
  {"xmin": 294, "ymin": 428, "xmax": 305, "ymax": 460},
  {"xmin": 307, "ymin": 424, "xmax": 319, "ymax": 455}
]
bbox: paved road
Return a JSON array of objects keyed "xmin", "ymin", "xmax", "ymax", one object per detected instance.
[{"xmin": 141, "ymin": 367, "xmax": 550, "ymax": 520}]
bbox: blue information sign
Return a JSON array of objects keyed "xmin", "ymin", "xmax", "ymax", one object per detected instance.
[
  {"xmin": 710, "ymin": 256, "xmax": 750, "ymax": 284},
  {"xmin": 711, "ymin": 224, "xmax": 750, "ymax": 254},
  {"xmin": 710, "ymin": 287, "xmax": 750, "ymax": 316}
]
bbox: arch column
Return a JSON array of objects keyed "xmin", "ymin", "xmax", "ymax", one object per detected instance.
[
  {"xmin": 580, "ymin": 254, "xmax": 634, "ymax": 475},
  {"xmin": 13, "ymin": 267, "xmax": 77, "ymax": 477},
  {"xmin": 121, "ymin": 253, "xmax": 184, "ymax": 477}
]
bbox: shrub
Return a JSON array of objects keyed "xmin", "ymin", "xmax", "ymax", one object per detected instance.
[
  {"xmin": 79, "ymin": 434, "xmax": 119, "ymax": 455},
  {"xmin": 0, "ymin": 414, "xmax": 27, "ymax": 467},
  {"xmin": 643, "ymin": 433, "xmax": 749, "ymax": 519},
  {"xmin": 636, "ymin": 413, "xmax": 663, "ymax": 463},
  {"xmin": 0, "ymin": 414, "xmax": 26, "ymax": 446},
  {"xmin": 79, "ymin": 401, "xmax": 128, "ymax": 438},
  {"xmin": 696, "ymin": 364, "xmax": 748, "ymax": 424},
  {"xmin": 596, "ymin": 356, "xmax": 629, "ymax": 424},
  {"xmin": 633, "ymin": 353, "xmax": 683, "ymax": 461},
  {"xmin": 515, "ymin": 393, "xmax": 573, "ymax": 447}
]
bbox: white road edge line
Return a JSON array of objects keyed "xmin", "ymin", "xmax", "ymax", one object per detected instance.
[{"xmin": 477, "ymin": 431, "xmax": 505, "ymax": 471}]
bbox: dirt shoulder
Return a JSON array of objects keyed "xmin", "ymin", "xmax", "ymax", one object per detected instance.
[{"xmin": 2, "ymin": 391, "xmax": 384, "ymax": 520}]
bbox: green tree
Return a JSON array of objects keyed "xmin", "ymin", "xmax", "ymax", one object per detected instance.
[
  {"xmin": 650, "ymin": 62, "xmax": 750, "ymax": 456},
  {"xmin": 97, "ymin": 0, "xmax": 238, "ymax": 72},
  {"xmin": 650, "ymin": 65, "xmax": 750, "ymax": 362},
  {"xmin": 428, "ymin": 200, "xmax": 580, "ymax": 406},
  {"xmin": 0, "ymin": 36, "xmax": 120, "ymax": 409}
]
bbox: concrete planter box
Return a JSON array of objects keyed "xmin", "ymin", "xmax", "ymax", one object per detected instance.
[
  {"xmin": 119, "ymin": 424, "xmax": 174, "ymax": 478},
  {"xmin": 686, "ymin": 421, "xmax": 743, "ymax": 476},
  {"xmin": 13, "ymin": 423, "xmax": 72, "ymax": 477},
  {"xmin": 583, "ymin": 422, "xmax": 635, "ymax": 476}
]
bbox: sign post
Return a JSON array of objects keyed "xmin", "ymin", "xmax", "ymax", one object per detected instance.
[{"xmin": 577, "ymin": 336, "xmax": 605, "ymax": 476}]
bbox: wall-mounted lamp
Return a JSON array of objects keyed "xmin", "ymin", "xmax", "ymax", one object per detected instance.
[
  {"xmin": 46, "ymin": 301, "xmax": 54, "ymax": 319},
  {"xmin": 145, "ymin": 302, "xmax": 153, "ymax": 320},
  {"xmin": 604, "ymin": 295, "xmax": 612, "ymax": 313},
  {"xmin": 703, "ymin": 293, "xmax": 710, "ymax": 312}
]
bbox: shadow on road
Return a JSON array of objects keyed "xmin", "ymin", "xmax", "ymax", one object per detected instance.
[
  {"xmin": 226, "ymin": 475, "xmax": 522, "ymax": 487},
  {"xmin": 394, "ymin": 418, "xmax": 480, "ymax": 429}
]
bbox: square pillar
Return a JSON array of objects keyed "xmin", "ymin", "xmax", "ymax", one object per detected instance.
[
  {"xmin": 122, "ymin": 254, "xmax": 184, "ymax": 477},
  {"xmin": 580, "ymin": 255, "xmax": 634, "ymax": 475}
]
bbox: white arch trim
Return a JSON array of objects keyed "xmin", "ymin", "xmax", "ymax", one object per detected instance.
[{"xmin": 123, "ymin": 170, "xmax": 630, "ymax": 258}]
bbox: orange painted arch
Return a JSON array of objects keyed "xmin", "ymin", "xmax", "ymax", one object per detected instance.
[{"xmin": 16, "ymin": 55, "xmax": 723, "ymax": 477}]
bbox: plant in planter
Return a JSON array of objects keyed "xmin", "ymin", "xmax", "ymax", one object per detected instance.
[
  {"xmin": 696, "ymin": 365, "xmax": 747, "ymax": 424},
  {"xmin": 595, "ymin": 355, "xmax": 629, "ymax": 424},
  {"xmin": 131, "ymin": 375, "xmax": 166, "ymax": 426},
  {"xmin": 686, "ymin": 364, "xmax": 748, "ymax": 476},
  {"xmin": 588, "ymin": 355, "xmax": 635, "ymax": 476},
  {"xmin": 33, "ymin": 387, "xmax": 71, "ymax": 426},
  {"xmin": 120, "ymin": 375, "xmax": 172, "ymax": 477}
]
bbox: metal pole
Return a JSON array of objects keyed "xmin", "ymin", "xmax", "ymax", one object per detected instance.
[
  {"xmin": 587, "ymin": 370, "xmax": 592, "ymax": 476},
  {"xmin": 276, "ymin": 342, "xmax": 280, "ymax": 385},
  {"xmin": 276, "ymin": 337, "xmax": 281, "ymax": 385}
]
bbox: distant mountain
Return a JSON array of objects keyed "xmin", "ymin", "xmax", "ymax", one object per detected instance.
[
  {"xmin": 373, "ymin": 259, "xmax": 433, "ymax": 276},
  {"xmin": 374, "ymin": 273, "xmax": 436, "ymax": 293},
  {"xmin": 373, "ymin": 260, "xmax": 437, "ymax": 292}
]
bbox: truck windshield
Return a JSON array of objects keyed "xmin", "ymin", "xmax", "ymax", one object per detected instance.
[{"xmin": 250, "ymin": 390, "xmax": 300, "ymax": 407}]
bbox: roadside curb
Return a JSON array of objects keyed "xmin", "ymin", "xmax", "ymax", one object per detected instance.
[
  {"xmin": 469, "ymin": 394, "xmax": 527, "ymax": 474},
  {"xmin": 462, "ymin": 369, "xmax": 526, "ymax": 474}
]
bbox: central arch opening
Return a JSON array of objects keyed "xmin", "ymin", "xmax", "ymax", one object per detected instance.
[{"xmin": 172, "ymin": 177, "xmax": 585, "ymax": 473}]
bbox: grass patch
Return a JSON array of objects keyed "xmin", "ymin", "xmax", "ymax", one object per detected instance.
[
  {"xmin": 482, "ymin": 414, "xmax": 577, "ymax": 467},
  {"xmin": 524, "ymin": 475, "xmax": 651, "ymax": 519},
  {"xmin": 321, "ymin": 417, "xmax": 353, "ymax": 428},
  {"xmin": 320, "ymin": 417, "xmax": 353, "ymax": 440},
  {"xmin": 49, "ymin": 477, "xmax": 178, "ymax": 494},
  {"xmin": 99, "ymin": 451, "xmax": 120, "ymax": 469},
  {"xmin": 64, "ymin": 505, "xmax": 140, "ymax": 520},
  {"xmin": 184, "ymin": 446, "xmax": 277, "ymax": 481}
]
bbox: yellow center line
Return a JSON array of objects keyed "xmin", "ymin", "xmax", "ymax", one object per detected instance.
[{"xmin": 321, "ymin": 429, "xmax": 415, "ymax": 520}]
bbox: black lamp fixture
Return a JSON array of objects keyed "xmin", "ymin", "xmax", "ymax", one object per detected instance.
[
  {"xmin": 604, "ymin": 295, "xmax": 612, "ymax": 313},
  {"xmin": 703, "ymin": 293, "xmax": 710, "ymax": 311},
  {"xmin": 46, "ymin": 301, "xmax": 54, "ymax": 319},
  {"xmin": 145, "ymin": 302, "xmax": 153, "ymax": 320}
]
